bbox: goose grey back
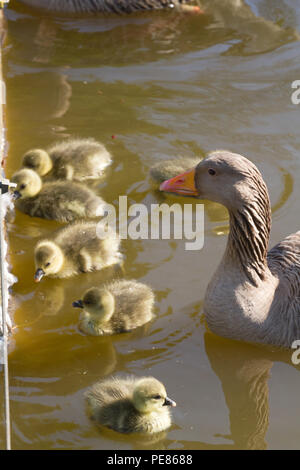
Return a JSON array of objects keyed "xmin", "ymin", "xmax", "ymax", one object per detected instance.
[{"xmin": 19, "ymin": 0, "xmax": 192, "ymax": 14}]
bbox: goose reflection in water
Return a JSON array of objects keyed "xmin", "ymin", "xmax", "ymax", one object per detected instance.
[
  {"xmin": 161, "ymin": 332, "xmax": 300, "ymax": 450},
  {"xmin": 13, "ymin": 0, "xmax": 299, "ymax": 58}
]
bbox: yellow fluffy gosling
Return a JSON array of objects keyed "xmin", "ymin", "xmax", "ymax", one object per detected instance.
[
  {"xmin": 12, "ymin": 168, "xmax": 105, "ymax": 222},
  {"xmin": 149, "ymin": 157, "xmax": 200, "ymax": 186},
  {"xmin": 72, "ymin": 280, "xmax": 154, "ymax": 336},
  {"xmin": 34, "ymin": 221, "xmax": 121, "ymax": 281},
  {"xmin": 86, "ymin": 375, "xmax": 176, "ymax": 434},
  {"xmin": 22, "ymin": 137, "xmax": 112, "ymax": 181}
]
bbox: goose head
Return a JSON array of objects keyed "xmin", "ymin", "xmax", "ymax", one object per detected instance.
[
  {"xmin": 34, "ymin": 241, "xmax": 64, "ymax": 282},
  {"xmin": 72, "ymin": 287, "xmax": 115, "ymax": 323},
  {"xmin": 160, "ymin": 150, "xmax": 270, "ymax": 213},
  {"xmin": 160, "ymin": 150, "xmax": 272, "ymax": 284},
  {"xmin": 12, "ymin": 168, "xmax": 42, "ymax": 199},
  {"xmin": 22, "ymin": 149, "xmax": 53, "ymax": 177},
  {"xmin": 132, "ymin": 378, "xmax": 176, "ymax": 414}
]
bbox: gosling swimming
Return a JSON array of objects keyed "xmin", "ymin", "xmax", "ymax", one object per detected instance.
[
  {"xmin": 22, "ymin": 138, "xmax": 112, "ymax": 181},
  {"xmin": 12, "ymin": 168, "xmax": 106, "ymax": 222},
  {"xmin": 34, "ymin": 221, "xmax": 121, "ymax": 281},
  {"xmin": 85, "ymin": 375, "xmax": 176, "ymax": 434},
  {"xmin": 150, "ymin": 157, "xmax": 200, "ymax": 186},
  {"xmin": 72, "ymin": 280, "xmax": 154, "ymax": 336}
]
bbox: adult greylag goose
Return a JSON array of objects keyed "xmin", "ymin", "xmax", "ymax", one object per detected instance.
[
  {"xmin": 160, "ymin": 150, "xmax": 300, "ymax": 348},
  {"xmin": 85, "ymin": 375, "xmax": 176, "ymax": 434}
]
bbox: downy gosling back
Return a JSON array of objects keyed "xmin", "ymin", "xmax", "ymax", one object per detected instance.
[
  {"xmin": 34, "ymin": 221, "xmax": 121, "ymax": 281},
  {"xmin": 12, "ymin": 168, "xmax": 106, "ymax": 222},
  {"xmin": 22, "ymin": 138, "xmax": 112, "ymax": 181},
  {"xmin": 149, "ymin": 157, "xmax": 200, "ymax": 187},
  {"xmin": 86, "ymin": 375, "xmax": 176, "ymax": 434},
  {"xmin": 72, "ymin": 280, "xmax": 154, "ymax": 335}
]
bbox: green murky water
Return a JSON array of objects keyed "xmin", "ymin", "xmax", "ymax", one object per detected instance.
[{"xmin": 1, "ymin": 0, "xmax": 300, "ymax": 450}]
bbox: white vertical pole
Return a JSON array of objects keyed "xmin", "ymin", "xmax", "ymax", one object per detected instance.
[
  {"xmin": 0, "ymin": 0, "xmax": 12, "ymax": 450},
  {"xmin": 0, "ymin": 182, "xmax": 11, "ymax": 451}
]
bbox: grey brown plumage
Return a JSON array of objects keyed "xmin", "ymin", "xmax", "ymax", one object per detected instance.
[
  {"xmin": 85, "ymin": 375, "xmax": 176, "ymax": 434},
  {"xmin": 160, "ymin": 150, "xmax": 300, "ymax": 348},
  {"xmin": 19, "ymin": 0, "xmax": 193, "ymax": 14},
  {"xmin": 74, "ymin": 280, "xmax": 154, "ymax": 335}
]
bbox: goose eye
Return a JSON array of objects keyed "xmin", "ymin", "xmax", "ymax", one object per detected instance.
[{"xmin": 208, "ymin": 169, "xmax": 216, "ymax": 176}]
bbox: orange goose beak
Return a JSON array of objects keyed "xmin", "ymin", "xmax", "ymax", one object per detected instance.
[{"xmin": 159, "ymin": 168, "xmax": 198, "ymax": 196}]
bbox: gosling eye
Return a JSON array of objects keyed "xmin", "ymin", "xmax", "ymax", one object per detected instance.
[
  {"xmin": 84, "ymin": 300, "xmax": 91, "ymax": 305},
  {"xmin": 20, "ymin": 184, "xmax": 26, "ymax": 190},
  {"xmin": 45, "ymin": 262, "xmax": 51, "ymax": 267},
  {"xmin": 152, "ymin": 395, "xmax": 162, "ymax": 400},
  {"xmin": 208, "ymin": 169, "xmax": 216, "ymax": 176}
]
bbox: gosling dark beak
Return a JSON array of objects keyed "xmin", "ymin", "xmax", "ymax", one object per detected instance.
[
  {"xmin": 34, "ymin": 268, "xmax": 45, "ymax": 283},
  {"xmin": 13, "ymin": 190, "xmax": 21, "ymax": 200},
  {"xmin": 72, "ymin": 300, "xmax": 84, "ymax": 309},
  {"xmin": 163, "ymin": 397, "xmax": 176, "ymax": 407}
]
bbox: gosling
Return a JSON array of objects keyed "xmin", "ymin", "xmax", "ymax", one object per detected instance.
[
  {"xmin": 149, "ymin": 157, "xmax": 200, "ymax": 186},
  {"xmin": 85, "ymin": 375, "xmax": 176, "ymax": 434},
  {"xmin": 34, "ymin": 221, "xmax": 121, "ymax": 281},
  {"xmin": 22, "ymin": 137, "xmax": 112, "ymax": 181},
  {"xmin": 72, "ymin": 280, "xmax": 154, "ymax": 336},
  {"xmin": 12, "ymin": 168, "xmax": 106, "ymax": 222}
]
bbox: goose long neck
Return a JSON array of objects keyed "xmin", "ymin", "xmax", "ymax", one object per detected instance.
[{"xmin": 223, "ymin": 178, "xmax": 272, "ymax": 286}]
